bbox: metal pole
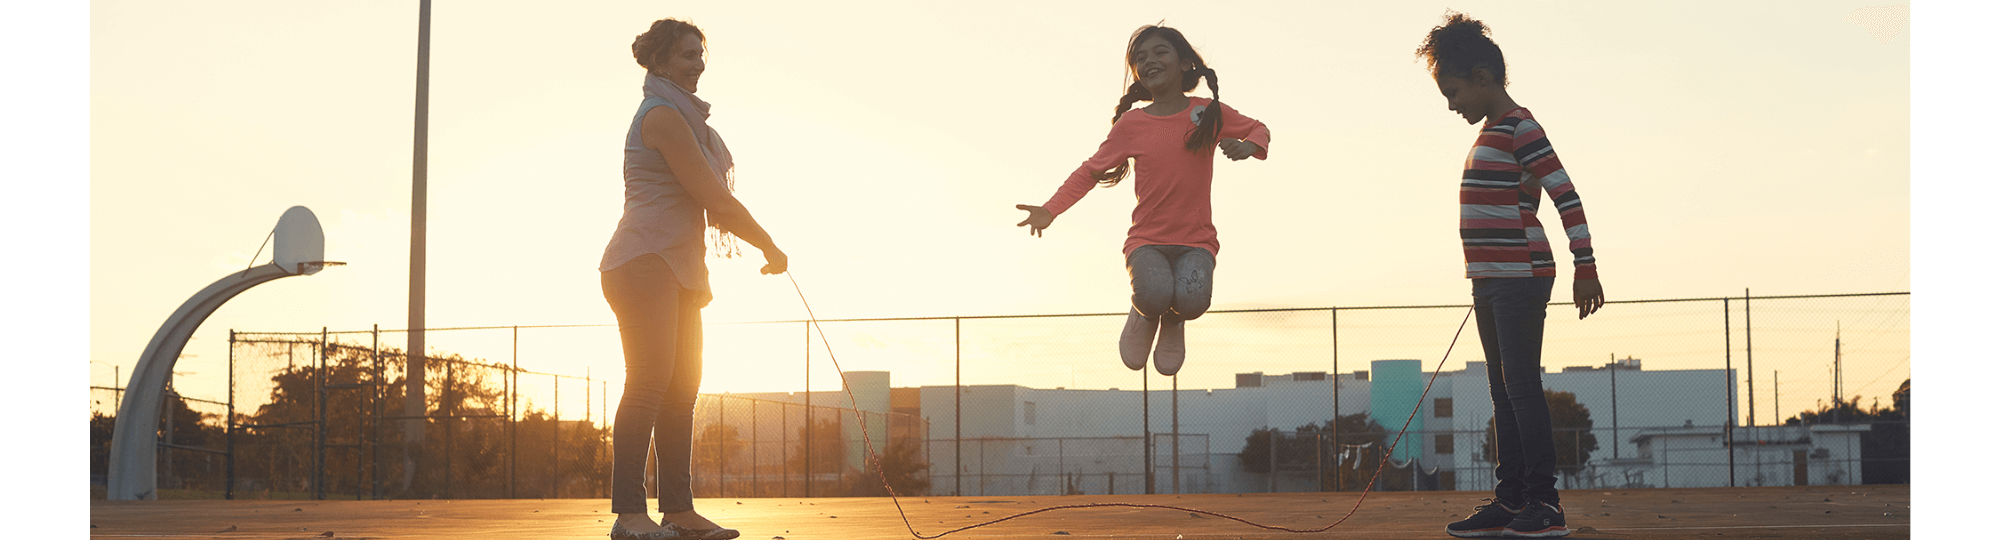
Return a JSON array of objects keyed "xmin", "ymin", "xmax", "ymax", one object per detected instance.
[
  {"xmin": 1267, "ymin": 429, "xmax": 1277, "ymax": 493},
  {"xmin": 1330, "ymin": 307, "xmax": 1340, "ymax": 492},
  {"xmin": 804, "ymin": 322, "xmax": 812, "ymax": 498},
  {"xmin": 372, "ymin": 324, "xmax": 382, "ymax": 499},
  {"xmin": 372, "ymin": 322, "xmax": 382, "ymax": 500},
  {"xmin": 781, "ymin": 402, "xmax": 789, "ymax": 498},
  {"xmin": 1143, "ymin": 371, "xmax": 1153, "ymax": 494},
  {"xmin": 1172, "ymin": 375, "xmax": 1180, "ymax": 495},
  {"xmin": 404, "ymin": 0, "xmax": 432, "ymax": 498},
  {"xmin": 226, "ymin": 330, "xmax": 235, "ymax": 500},
  {"xmin": 602, "ymin": 380, "xmax": 609, "ymax": 498},
  {"xmin": 953, "ymin": 317, "xmax": 961, "ymax": 497},
  {"xmin": 1745, "ymin": 289, "xmax": 1754, "ymax": 435},
  {"xmin": 317, "ymin": 327, "xmax": 328, "ymax": 500},
  {"xmin": 717, "ymin": 397, "xmax": 725, "ymax": 497},
  {"xmin": 509, "ymin": 327, "xmax": 518, "ymax": 499},
  {"xmin": 1611, "ymin": 354, "xmax": 1619, "ymax": 461},
  {"xmin": 1724, "ymin": 299, "xmax": 1735, "ymax": 487},
  {"xmin": 753, "ymin": 398, "xmax": 759, "ymax": 496},
  {"xmin": 444, "ymin": 357, "xmax": 454, "ymax": 498},
  {"xmin": 553, "ymin": 374, "xmax": 560, "ymax": 498}
]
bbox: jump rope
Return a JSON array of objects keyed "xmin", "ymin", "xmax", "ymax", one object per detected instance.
[{"xmin": 780, "ymin": 272, "xmax": 1477, "ymax": 538}]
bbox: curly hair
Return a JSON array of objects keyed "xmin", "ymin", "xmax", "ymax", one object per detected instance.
[
  {"xmin": 1415, "ymin": 11, "xmax": 1507, "ymax": 86},
  {"xmin": 1092, "ymin": 24, "xmax": 1225, "ymax": 188},
  {"xmin": 632, "ymin": 18, "xmax": 705, "ymax": 76}
]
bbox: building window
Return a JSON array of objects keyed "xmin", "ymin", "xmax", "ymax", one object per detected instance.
[
  {"xmin": 1434, "ymin": 398, "xmax": 1453, "ymax": 418},
  {"xmin": 1024, "ymin": 401, "xmax": 1036, "ymax": 425},
  {"xmin": 1435, "ymin": 433, "xmax": 1455, "ymax": 454}
]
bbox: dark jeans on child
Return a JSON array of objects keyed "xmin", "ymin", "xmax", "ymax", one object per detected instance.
[
  {"xmin": 602, "ymin": 254, "xmax": 705, "ymax": 514},
  {"xmin": 1126, "ymin": 244, "xmax": 1214, "ymax": 321},
  {"xmin": 1472, "ymin": 276, "xmax": 1561, "ymax": 506}
]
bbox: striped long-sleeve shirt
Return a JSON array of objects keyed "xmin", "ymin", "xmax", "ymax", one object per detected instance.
[{"xmin": 1459, "ymin": 108, "xmax": 1597, "ymax": 280}]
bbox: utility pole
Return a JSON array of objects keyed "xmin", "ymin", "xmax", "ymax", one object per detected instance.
[{"xmin": 403, "ymin": 0, "xmax": 433, "ymax": 497}]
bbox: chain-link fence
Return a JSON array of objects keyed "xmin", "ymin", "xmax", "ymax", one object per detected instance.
[{"xmin": 89, "ymin": 291, "xmax": 1907, "ymax": 499}]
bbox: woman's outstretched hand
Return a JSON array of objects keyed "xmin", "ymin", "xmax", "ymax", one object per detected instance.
[
  {"xmin": 1218, "ymin": 138, "xmax": 1262, "ymax": 161},
  {"xmin": 760, "ymin": 247, "xmax": 788, "ymax": 275},
  {"xmin": 1015, "ymin": 204, "xmax": 1053, "ymax": 237}
]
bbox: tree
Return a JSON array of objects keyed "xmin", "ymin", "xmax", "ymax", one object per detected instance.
[
  {"xmin": 1482, "ymin": 389, "xmax": 1599, "ymax": 485},
  {"xmin": 1782, "ymin": 379, "xmax": 1909, "ymax": 484},
  {"xmin": 850, "ymin": 436, "xmax": 931, "ymax": 497},
  {"xmin": 1238, "ymin": 413, "xmax": 1389, "ymax": 491}
]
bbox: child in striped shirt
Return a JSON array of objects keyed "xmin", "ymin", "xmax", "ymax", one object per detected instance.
[
  {"xmin": 1419, "ymin": 11, "xmax": 1604, "ymax": 539},
  {"xmin": 1015, "ymin": 24, "xmax": 1271, "ymax": 377}
]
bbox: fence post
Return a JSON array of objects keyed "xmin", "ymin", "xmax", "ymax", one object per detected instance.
[
  {"xmin": 444, "ymin": 356, "xmax": 454, "ymax": 499},
  {"xmin": 317, "ymin": 327, "xmax": 327, "ymax": 500},
  {"xmin": 226, "ymin": 330, "xmax": 236, "ymax": 500},
  {"xmin": 1330, "ymin": 307, "xmax": 1341, "ymax": 492},
  {"xmin": 781, "ymin": 401, "xmax": 790, "ymax": 497},
  {"xmin": 553, "ymin": 373, "xmax": 561, "ymax": 498},
  {"xmin": 1143, "ymin": 371, "xmax": 1152, "ymax": 495},
  {"xmin": 953, "ymin": 317, "xmax": 962, "ymax": 498},
  {"xmin": 1267, "ymin": 429, "xmax": 1277, "ymax": 493},
  {"xmin": 804, "ymin": 321, "xmax": 812, "ymax": 498},
  {"xmin": 509, "ymin": 326, "xmax": 518, "ymax": 499},
  {"xmin": 1724, "ymin": 298, "xmax": 1735, "ymax": 487},
  {"xmin": 717, "ymin": 396, "xmax": 726, "ymax": 497},
  {"xmin": 1745, "ymin": 289, "xmax": 1754, "ymax": 436},
  {"xmin": 372, "ymin": 324, "xmax": 383, "ymax": 500}
]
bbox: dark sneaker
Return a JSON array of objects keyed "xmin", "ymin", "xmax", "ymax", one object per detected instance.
[
  {"xmin": 1502, "ymin": 502, "xmax": 1568, "ymax": 538},
  {"xmin": 1445, "ymin": 499, "xmax": 1522, "ymax": 538}
]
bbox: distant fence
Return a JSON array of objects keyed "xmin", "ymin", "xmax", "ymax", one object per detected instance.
[{"xmin": 90, "ymin": 291, "xmax": 1907, "ymax": 498}]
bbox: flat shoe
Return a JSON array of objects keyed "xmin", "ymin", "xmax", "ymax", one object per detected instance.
[
  {"xmin": 666, "ymin": 522, "xmax": 740, "ymax": 540},
  {"xmin": 609, "ymin": 521, "xmax": 680, "ymax": 539}
]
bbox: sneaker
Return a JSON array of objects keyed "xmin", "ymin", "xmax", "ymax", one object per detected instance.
[
  {"xmin": 1118, "ymin": 309, "xmax": 1158, "ymax": 371},
  {"xmin": 1502, "ymin": 502, "xmax": 1568, "ymax": 538},
  {"xmin": 1153, "ymin": 316, "xmax": 1185, "ymax": 376},
  {"xmin": 1445, "ymin": 499, "xmax": 1522, "ymax": 538}
]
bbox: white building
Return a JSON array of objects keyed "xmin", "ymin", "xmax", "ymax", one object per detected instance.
[{"xmin": 722, "ymin": 360, "xmax": 1866, "ymax": 496}]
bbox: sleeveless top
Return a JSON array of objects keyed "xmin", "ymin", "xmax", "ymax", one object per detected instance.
[{"xmin": 598, "ymin": 77, "xmax": 716, "ymax": 292}]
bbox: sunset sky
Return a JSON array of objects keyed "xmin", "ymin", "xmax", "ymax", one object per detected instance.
[
  {"xmin": 5, "ymin": 1, "xmax": 1989, "ymax": 532},
  {"xmin": 57, "ymin": 0, "xmax": 1932, "ymax": 412}
]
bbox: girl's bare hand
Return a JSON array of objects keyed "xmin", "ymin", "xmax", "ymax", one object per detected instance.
[
  {"xmin": 1218, "ymin": 138, "xmax": 1261, "ymax": 161},
  {"xmin": 1015, "ymin": 204, "xmax": 1053, "ymax": 237}
]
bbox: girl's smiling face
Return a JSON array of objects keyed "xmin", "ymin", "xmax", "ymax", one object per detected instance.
[
  {"xmin": 1130, "ymin": 35, "xmax": 1189, "ymax": 98},
  {"xmin": 659, "ymin": 32, "xmax": 706, "ymax": 93}
]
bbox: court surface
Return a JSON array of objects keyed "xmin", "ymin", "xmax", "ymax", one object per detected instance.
[{"xmin": 89, "ymin": 484, "xmax": 1908, "ymax": 539}]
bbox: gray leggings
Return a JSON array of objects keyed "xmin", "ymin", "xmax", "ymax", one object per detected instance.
[
  {"xmin": 601, "ymin": 254, "xmax": 703, "ymax": 514},
  {"xmin": 1126, "ymin": 244, "xmax": 1215, "ymax": 320}
]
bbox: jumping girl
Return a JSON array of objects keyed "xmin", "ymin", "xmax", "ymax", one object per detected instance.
[
  {"xmin": 1015, "ymin": 24, "xmax": 1270, "ymax": 377},
  {"xmin": 1418, "ymin": 11, "xmax": 1605, "ymax": 539}
]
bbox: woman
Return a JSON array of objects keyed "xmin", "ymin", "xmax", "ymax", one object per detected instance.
[{"xmin": 601, "ymin": 17, "xmax": 786, "ymax": 540}]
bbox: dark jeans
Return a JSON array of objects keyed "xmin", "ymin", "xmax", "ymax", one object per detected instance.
[
  {"xmin": 1126, "ymin": 244, "xmax": 1215, "ymax": 321},
  {"xmin": 602, "ymin": 254, "xmax": 704, "ymax": 514},
  {"xmin": 1472, "ymin": 276, "xmax": 1561, "ymax": 506}
]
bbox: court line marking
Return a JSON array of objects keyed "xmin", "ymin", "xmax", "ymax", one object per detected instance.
[{"xmin": 1594, "ymin": 523, "xmax": 1908, "ymax": 531}]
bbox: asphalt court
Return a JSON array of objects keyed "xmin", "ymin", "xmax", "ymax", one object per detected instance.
[{"xmin": 89, "ymin": 484, "xmax": 1909, "ymax": 539}]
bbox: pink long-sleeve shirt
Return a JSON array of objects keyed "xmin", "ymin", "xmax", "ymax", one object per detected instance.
[{"xmin": 1042, "ymin": 97, "xmax": 1270, "ymax": 257}]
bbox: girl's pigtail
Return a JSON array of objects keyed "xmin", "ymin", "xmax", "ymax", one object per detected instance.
[
  {"xmin": 1184, "ymin": 66, "xmax": 1224, "ymax": 152},
  {"xmin": 1092, "ymin": 81, "xmax": 1150, "ymax": 187}
]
